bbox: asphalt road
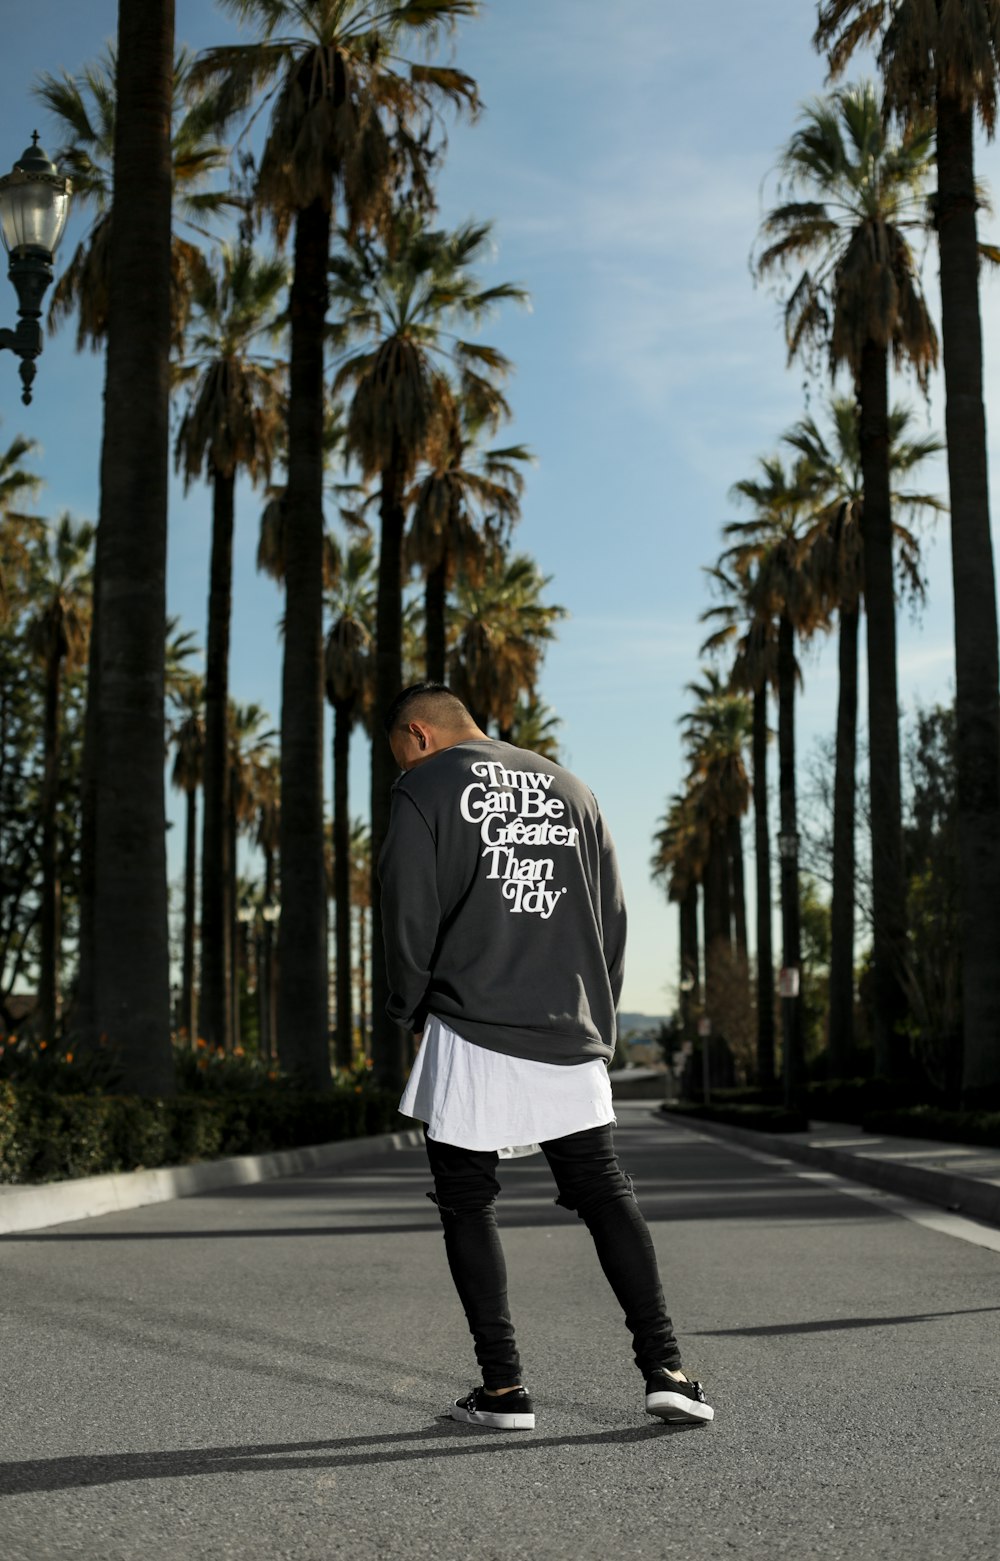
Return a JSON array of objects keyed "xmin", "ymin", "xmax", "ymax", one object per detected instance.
[{"xmin": 2, "ymin": 1103, "xmax": 998, "ymax": 1561}]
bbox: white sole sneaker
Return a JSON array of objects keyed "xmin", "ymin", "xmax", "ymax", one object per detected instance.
[
  {"xmin": 449, "ymin": 1387, "xmax": 536, "ymax": 1430},
  {"xmin": 645, "ymin": 1381, "xmax": 715, "ymax": 1423}
]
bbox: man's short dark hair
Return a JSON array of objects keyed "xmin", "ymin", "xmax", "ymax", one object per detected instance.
[{"xmin": 384, "ymin": 682, "xmax": 474, "ymax": 736}]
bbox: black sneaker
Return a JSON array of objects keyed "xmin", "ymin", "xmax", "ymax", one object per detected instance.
[
  {"xmin": 449, "ymin": 1385, "xmax": 536, "ymax": 1430},
  {"xmin": 645, "ymin": 1370, "xmax": 714, "ymax": 1424}
]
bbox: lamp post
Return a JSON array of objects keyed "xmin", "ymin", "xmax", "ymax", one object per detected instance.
[{"xmin": 0, "ymin": 134, "xmax": 72, "ymax": 405}]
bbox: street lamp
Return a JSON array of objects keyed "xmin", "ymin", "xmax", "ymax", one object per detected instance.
[{"xmin": 0, "ymin": 133, "xmax": 72, "ymax": 405}]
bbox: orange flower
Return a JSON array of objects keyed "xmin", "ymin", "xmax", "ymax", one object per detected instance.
[
  {"xmin": 65, "ymin": 1052, "xmax": 74, "ymax": 1063},
  {"xmin": 197, "ymin": 1058, "xmax": 208, "ymax": 1071},
  {"xmin": 39, "ymin": 1040, "xmax": 47, "ymax": 1051},
  {"xmin": 196, "ymin": 1037, "xmax": 207, "ymax": 1049}
]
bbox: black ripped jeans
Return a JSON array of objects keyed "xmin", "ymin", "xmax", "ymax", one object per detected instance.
[{"xmin": 423, "ymin": 1122, "xmax": 682, "ymax": 1390}]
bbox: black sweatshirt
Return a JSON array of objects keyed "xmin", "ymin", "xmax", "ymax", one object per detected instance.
[{"xmin": 378, "ymin": 738, "xmax": 626, "ymax": 1065}]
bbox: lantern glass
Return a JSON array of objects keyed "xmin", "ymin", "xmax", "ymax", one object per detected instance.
[
  {"xmin": 0, "ymin": 139, "xmax": 72, "ymax": 259},
  {"xmin": 0, "ymin": 176, "xmax": 70, "ymax": 256}
]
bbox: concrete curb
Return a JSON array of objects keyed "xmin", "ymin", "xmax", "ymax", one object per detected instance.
[
  {"xmin": 0, "ymin": 1126, "xmax": 425, "ymax": 1236},
  {"xmin": 657, "ymin": 1110, "xmax": 1000, "ymax": 1228}
]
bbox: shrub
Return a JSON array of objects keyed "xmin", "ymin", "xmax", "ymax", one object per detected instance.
[
  {"xmin": 0, "ymin": 1081, "xmax": 404, "ymax": 1186},
  {"xmin": 805, "ymin": 1076, "xmax": 919, "ymax": 1123},
  {"xmin": 862, "ymin": 1104, "xmax": 1000, "ymax": 1148},
  {"xmin": 661, "ymin": 1101, "xmax": 809, "ymax": 1134}
]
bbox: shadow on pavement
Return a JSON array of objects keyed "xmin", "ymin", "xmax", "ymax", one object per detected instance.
[
  {"xmin": 2, "ymin": 1190, "xmax": 878, "ymax": 1242},
  {"xmin": 689, "ymin": 1305, "xmax": 1000, "ymax": 1338},
  {"xmin": 0, "ymin": 1421, "xmax": 703, "ymax": 1498}
]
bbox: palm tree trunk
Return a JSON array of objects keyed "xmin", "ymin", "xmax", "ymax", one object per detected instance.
[
  {"xmin": 182, "ymin": 785, "xmax": 196, "ymax": 1043},
  {"xmin": 38, "ymin": 653, "xmax": 62, "ymax": 1045},
  {"xmin": 703, "ymin": 823, "xmax": 730, "ymax": 1017},
  {"xmin": 828, "ymin": 602, "xmax": 858, "ymax": 1075},
  {"xmin": 752, "ymin": 685, "xmax": 775, "ymax": 1087},
  {"xmin": 858, "ymin": 341, "xmax": 909, "ymax": 1082},
  {"xmin": 425, "ymin": 556, "xmax": 447, "ymax": 683},
  {"xmin": 936, "ymin": 90, "xmax": 1000, "ymax": 1108},
  {"xmin": 679, "ymin": 882, "xmax": 699, "ymax": 1046},
  {"xmin": 370, "ymin": 438, "xmax": 408, "ymax": 1090},
  {"xmin": 199, "ymin": 469, "xmax": 234, "ymax": 1053},
  {"xmin": 357, "ymin": 898, "xmax": 368, "ymax": 1058},
  {"xmin": 72, "ymin": 580, "xmax": 98, "ymax": 1051},
  {"xmin": 728, "ymin": 812, "xmax": 748, "ymax": 962},
  {"xmin": 228, "ymin": 784, "xmax": 239, "ymax": 1051},
  {"xmin": 333, "ymin": 700, "xmax": 353, "ymax": 1069},
  {"xmin": 278, "ymin": 195, "xmax": 331, "ymax": 1090},
  {"xmin": 777, "ymin": 612, "xmax": 804, "ymax": 1106},
  {"xmin": 261, "ymin": 841, "xmax": 276, "ymax": 1063},
  {"xmin": 92, "ymin": 0, "xmax": 175, "ymax": 1096}
]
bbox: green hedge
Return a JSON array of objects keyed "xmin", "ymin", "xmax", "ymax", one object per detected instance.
[
  {"xmin": 862, "ymin": 1104, "xmax": 1000, "ymax": 1149},
  {"xmin": 806, "ymin": 1077, "xmax": 921, "ymax": 1122},
  {"xmin": 661, "ymin": 1101, "xmax": 810, "ymax": 1134},
  {"xmin": 0, "ymin": 1080, "xmax": 404, "ymax": 1186},
  {"xmin": 679, "ymin": 1079, "xmax": 926, "ymax": 1124}
]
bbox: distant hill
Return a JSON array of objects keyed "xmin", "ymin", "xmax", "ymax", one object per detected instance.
[{"xmin": 618, "ymin": 1011, "xmax": 669, "ymax": 1037}]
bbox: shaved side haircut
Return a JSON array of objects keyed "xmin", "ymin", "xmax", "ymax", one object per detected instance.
[{"xmin": 384, "ymin": 682, "xmax": 475, "ymax": 736}]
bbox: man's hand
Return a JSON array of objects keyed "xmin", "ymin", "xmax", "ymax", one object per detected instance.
[{"xmin": 413, "ymin": 1031, "xmax": 423, "ymax": 1048}]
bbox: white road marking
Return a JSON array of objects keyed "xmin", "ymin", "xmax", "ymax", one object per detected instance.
[{"xmin": 673, "ymin": 1121, "xmax": 1000, "ymax": 1256}]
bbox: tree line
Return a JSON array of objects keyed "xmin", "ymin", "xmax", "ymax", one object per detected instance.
[
  {"xmin": 653, "ymin": 3, "xmax": 1000, "ymax": 1111},
  {"xmin": 0, "ymin": 0, "xmax": 565, "ymax": 1098}
]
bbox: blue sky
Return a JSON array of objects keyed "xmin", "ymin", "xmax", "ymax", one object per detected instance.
[{"xmin": 2, "ymin": 1, "xmax": 997, "ymax": 1017}]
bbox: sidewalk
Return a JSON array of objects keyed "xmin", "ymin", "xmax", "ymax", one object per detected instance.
[{"xmin": 660, "ymin": 1108, "xmax": 1000, "ymax": 1227}]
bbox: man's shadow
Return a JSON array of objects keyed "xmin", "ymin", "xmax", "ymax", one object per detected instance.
[{"xmin": 0, "ymin": 1420, "xmax": 705, "ymax": 1498}]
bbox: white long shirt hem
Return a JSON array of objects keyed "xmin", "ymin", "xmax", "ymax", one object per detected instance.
[{"xmin": 399, "ymin": 1012, "xmax": 616, "ymax": 1159}]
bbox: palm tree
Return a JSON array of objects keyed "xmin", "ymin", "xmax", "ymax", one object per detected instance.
[
  {"xmin": 509, "ymin": 694, "xmax": 561, "ymax": 760},
  {"xmin": 724, "ymin": 457, "xmax": 827, "ymax": 1103},
  {"xmin": 816, "ymin": 1, "xmax": 1000, "ymax": 1109},
  {"xmin": 0, "ymin": 432, "xmax": 42, "ymax": 622},
  {"xmin": 651, "ymin": 791, "xmax": 705, "ymax": 1052},
  {"xmin": 174, "ymin": 243, "xmax": 286, "ymax": 1054},
  {"xmin": 786, "ymin": 397, "xmax": 943, "ymax": 1075},
  {"xmin": 168, "ymin": 675, "xmax": 206, "ymax": 1045},
  {"xmin": 23, "ymin": 515, "xmax": 94, "ymax": 1046},
  {"xmin": 755, "ymin": 82, "xmax": 938, "ymax": 1084},
  {"xmin": 80, "ymin": 2, "xmax": 177, "ymax": 1094},
  {"xmin": 680, "ymin": 671, "xmax": 753, "ymax": 1077},
  {"xmin": 701, "ymin": 569, "xmax": 779, "ymax": 1087},
  {"xmin": 35, "ymin": 46, "xmax": 229, "ymax": 1072},
  {"xmin": 324, "ymin": 536, "xmax": 376, "ymax": 1068},
  {"xmin": 449, "ymin": 551, "xmax": 567, "ymax": 735},
  {"xmin": 408, "ymin": 379, "xmax": 531, "ymax": 684},
  {"xmin": 194, "ymin": 1, "xmax": 482, "ymax": 1092},
  {"xmin": 331, "ymin": 208, "xmax": 524, "ymax": 1087},
  {"xmin": 34, "ymin": 45, "xmax": 230, "ymax": 353}
]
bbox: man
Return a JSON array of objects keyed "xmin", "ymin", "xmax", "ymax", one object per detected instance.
[{"xmin": 378, "ymin": 682, "xmax": 714, "ymax": 1431}]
